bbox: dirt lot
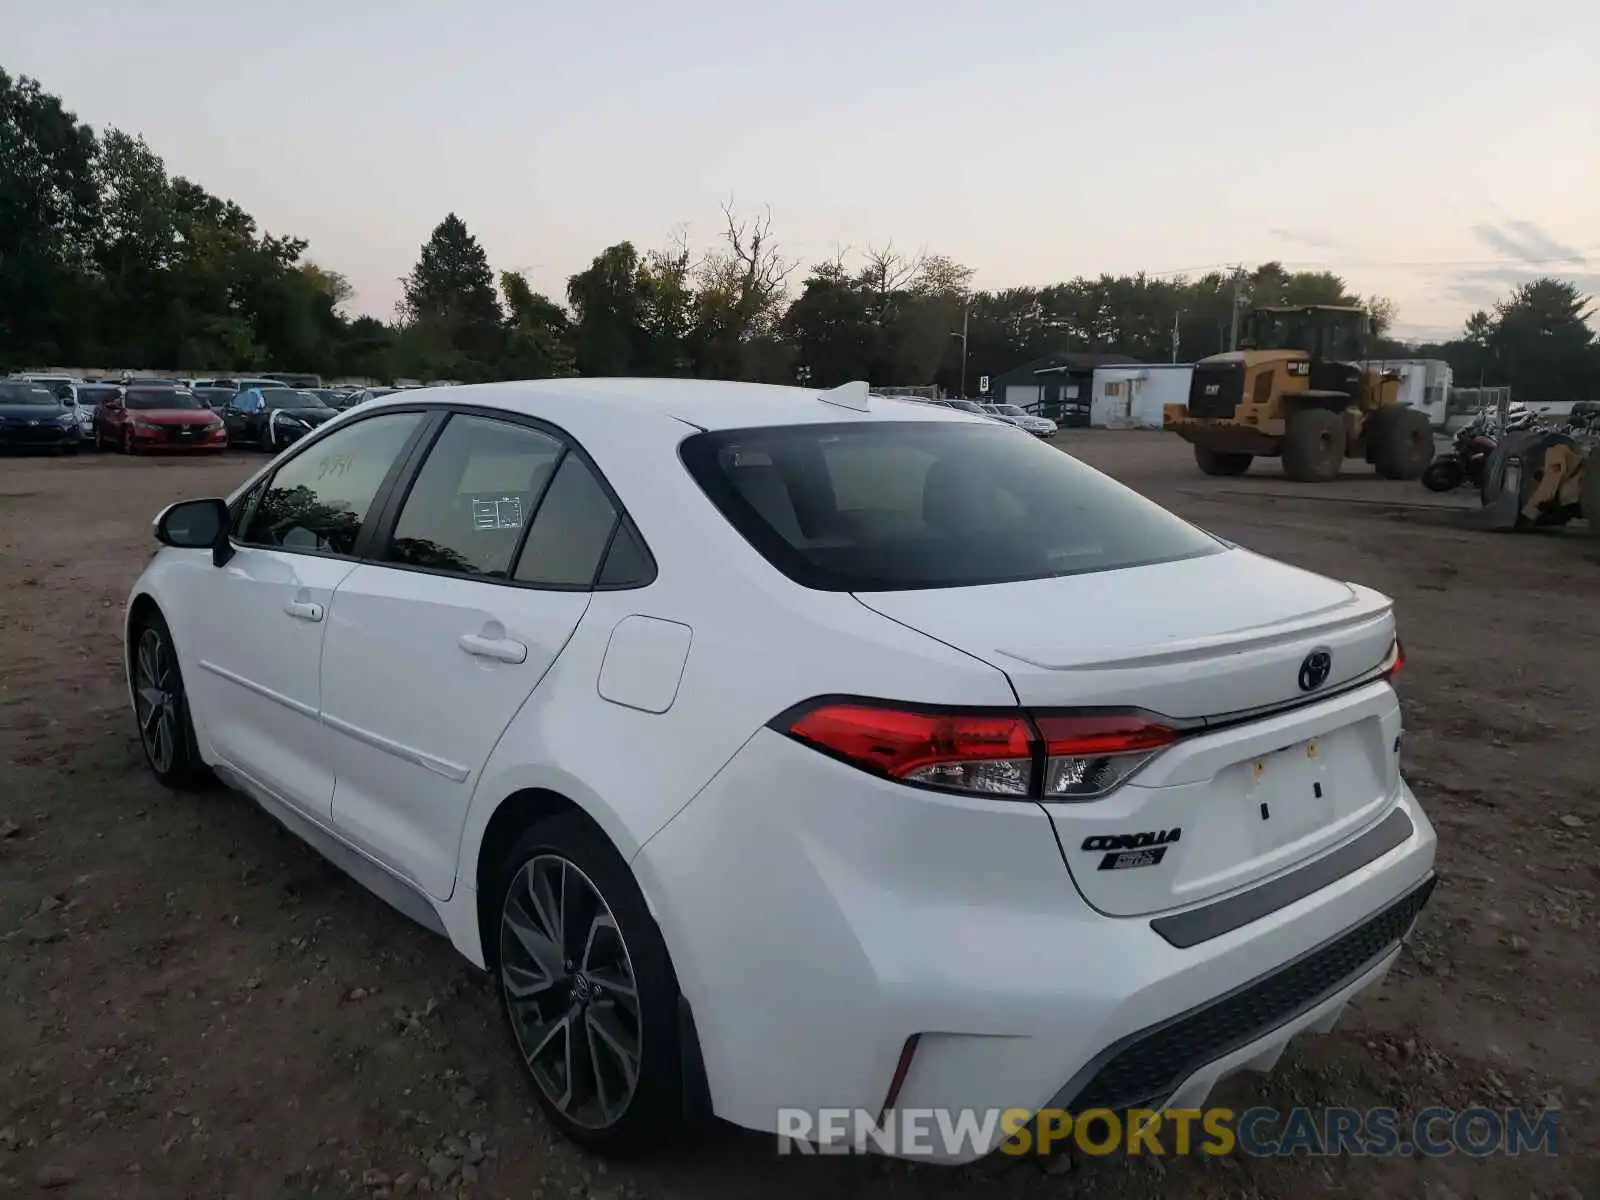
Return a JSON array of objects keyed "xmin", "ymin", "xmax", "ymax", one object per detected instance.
[{"xmin": 2, "ymin": 434, "xmax": 1597, "ymax": 1199}]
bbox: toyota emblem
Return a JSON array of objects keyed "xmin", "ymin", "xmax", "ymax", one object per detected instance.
[{"xmin": 1298, "ymin": 648, "xmax": 1333, "ymax": 692}]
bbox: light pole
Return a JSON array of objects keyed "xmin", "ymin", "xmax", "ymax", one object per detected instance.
[{"xmin": 949, "ymin": 299, "xmax": 970, "ymax": 397}]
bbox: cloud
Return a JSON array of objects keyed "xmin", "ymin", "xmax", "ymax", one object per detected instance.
[
  {"xmin": 1388, "ymin": 321, "xmax": 1466, "ymax": 344},
  {"xmin": 1470, "ymin": 220, "xmax": 1586, "ymax": 265},
  {"xmin": 1268, "ymin": 228, "xmax": 1350, "ymax": 254},
  {"xmin": 1438, "ymin": 265, "xmax": 1600, "ymax": 315}
]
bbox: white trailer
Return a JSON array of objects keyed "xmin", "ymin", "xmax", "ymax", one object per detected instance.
[
  {"xmin": 1090, "ymin": 364, "xmax": 1194, "ymax": 429},
  {"xmin": 1369, "ymin": 359, "xmax": 1452, "ymax": 429}
]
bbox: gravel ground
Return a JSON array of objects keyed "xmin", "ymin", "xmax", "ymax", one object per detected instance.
[{"xmin": 1, "ymin": 434, "xmax": 1596, "ymax": 1199}]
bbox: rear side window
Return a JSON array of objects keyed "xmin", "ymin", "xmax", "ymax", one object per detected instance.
[
  {"xmin": 513, "ymin": 455, "xmax": 620, "ymax": 587},
  {"xmin": 679, "ymin": 421, "xmax": 1221, "ymax": 591},
  {"xmin": 385, "ymin": 414, "xmax": 564, "ymax": 578}
]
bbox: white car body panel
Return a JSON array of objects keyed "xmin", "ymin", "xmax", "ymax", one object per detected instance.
[
  {"xmin": 123, "ymin": 377, "xmax": 1435, "ymax": 1162},
  {"xmin": 185, "ymin": 546, "xmax": 357, "ymax": 822},
  {"xmin": 321, "ymin": 565, "xmax": 592, "ymax": 900}
]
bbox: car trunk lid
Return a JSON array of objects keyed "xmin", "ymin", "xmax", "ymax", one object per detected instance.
[{"xmin": 854, "ymin": 548, "xmax": 1404, "ymax": 916}]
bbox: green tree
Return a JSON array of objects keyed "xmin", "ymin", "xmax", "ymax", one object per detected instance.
[
  {"xmin": 0, "ymin": 69, "xmax": 100, "ymax": 366},
  {"xmin": 566, "ymin": 242, "xmax": 646, "ymax": 375},
  {"xmin": 500, "ymin": 270, "xmax": 575, "ymax": 378},
  {"xmin": 1482, "ymin": 278, "xmax": 1598, "ymax": 400},
  {"xmin": 399, "ymin": 214, "xmax": 505, "ymax": 376}
]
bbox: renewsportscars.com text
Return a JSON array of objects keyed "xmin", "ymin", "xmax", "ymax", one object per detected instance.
[{"xmin": 776, "ymin": 1106, "xmax": 1560, "ymax": 1159}]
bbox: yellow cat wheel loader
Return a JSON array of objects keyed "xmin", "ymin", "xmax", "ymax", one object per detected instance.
[{"xmin": 1165, "ymin": 305, "xmax": 1434, "ymax": 483}]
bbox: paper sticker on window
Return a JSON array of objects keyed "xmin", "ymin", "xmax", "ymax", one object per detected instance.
[{"xmin": 472, "ymin": 495, "xmax": 524, "ymax": 530}]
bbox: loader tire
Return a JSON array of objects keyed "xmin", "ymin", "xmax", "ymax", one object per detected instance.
[
  {"xmin": 1372, "ymin": 406, "xmax": 1434, "ymax": 480},
  {"xmin": 1282, "ymin": 409, "xmax": 1347, "ymax": 483},
  {"xmin": 1582, "ymin": 453, "xmax": 1600, "ymax": 539},
  {"xmin": 1194, "ymin": 446, "xmax": 1252, "ymax": 476},
  {"xmin": 1481, "ymin": 430, "xmax": 1579, "ymax": 530}
]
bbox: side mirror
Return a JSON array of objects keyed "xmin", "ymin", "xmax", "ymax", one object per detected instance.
[
  {"xmin": 154, "ymin": 498, "xmax": 235, "ymax": 566},
  {"xmin": 62, "ymin": 395, "xmax": 78, "ymax": 407}
]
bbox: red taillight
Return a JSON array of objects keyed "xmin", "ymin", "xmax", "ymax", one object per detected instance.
[
  {"xmin": 779, "ymin": 702, "xmax": 1178, "ymax": 800},
  {"xmin": 786, "ymin": 703, "xmax": 1035, "ymax": 796},
  {"xmin": 1033, "ymin": 713, "xmax": 1178, "ymax": 757},
  {"xmin": 1034, "ymin": 712, "xmax": 1177, "ymax": 800}
]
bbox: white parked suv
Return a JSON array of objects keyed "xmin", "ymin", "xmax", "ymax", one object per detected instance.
[{"xmin": 125, "ymin": 378, "xmax": 1434, "ymax": 1161}]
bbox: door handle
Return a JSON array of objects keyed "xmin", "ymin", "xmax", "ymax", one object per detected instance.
[
  {"xmin": 459, "ymin": 633, "xmax": 528, "ymax": 664},
  {"xmin": 284, "ymin": 599, "xmax": 324, "ymax": 622}
]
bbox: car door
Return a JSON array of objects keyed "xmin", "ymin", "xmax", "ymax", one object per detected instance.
[
  {"xmin": 322, "ymin": 410, "xmax": 636, "ymax": 899},
  {"xmin": 186, "ymin": 410, "xmax": 429, "ymax": 824},
  {"xmin": 224, "ymin": 389, "xmax": 263, "ymax": 443},
  {"xmin": 96, "ymin": 392, "xmax": 125, "ymax": 443}
]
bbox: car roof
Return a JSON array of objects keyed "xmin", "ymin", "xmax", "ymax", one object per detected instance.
[{"xmin": 359, "ymin": 378, "xmax": 993, "ymax": 434}]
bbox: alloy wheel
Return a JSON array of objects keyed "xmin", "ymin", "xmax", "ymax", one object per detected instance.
[
  {"xmin": 499, "ymin": 855, "xmax": 643, "ymax": 1130},
  {"xmin": 133, "ymin": 627, "xmax": 178, "ymax": 775}
]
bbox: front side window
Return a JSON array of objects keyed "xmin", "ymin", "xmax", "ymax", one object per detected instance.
[
  {"xmin": 385, "ymin": 414, "xmax": 565, "ymax": 578},
  {"xmin": 680, "ymin": 421, "xmax": 1222, "ymax": 591},
  {"xmin": 240, "ymin": 412, "xmax": 424, "ymax": 555}
]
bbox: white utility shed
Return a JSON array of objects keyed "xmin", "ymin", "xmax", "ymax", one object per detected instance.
[
  {"xmin": 1369, "ymin": 359, "xmax": 1452, "ymax": 429},
  {"xmin": 1089, "ymin": 365, "xmax": 1194, "ymax": 429}
]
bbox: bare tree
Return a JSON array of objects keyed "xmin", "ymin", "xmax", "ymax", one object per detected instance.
[
  {"xmin": 719, "ymin": 200, "xmax": 798, "ymax": 334},
  {"xmin": 860, "ymin": 243, "xmax": 924, "ymax": 310}
]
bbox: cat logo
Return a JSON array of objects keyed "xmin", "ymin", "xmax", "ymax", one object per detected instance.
[
  {"xmin": 1203, "ymin": 384, "xmax": 1221, "ymax": 396},
  {"xmin": 1287, "ymin": 361, "xmax": 1311, "ymax": 377}
]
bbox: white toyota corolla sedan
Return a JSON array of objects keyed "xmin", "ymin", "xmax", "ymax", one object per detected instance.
[{"xmin": 125, "ymin": 378, "xmax": 1435, "ymax": 1161}]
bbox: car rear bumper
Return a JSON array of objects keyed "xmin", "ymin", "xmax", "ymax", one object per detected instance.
[
  {"xmin": 634, "ymin": 730, "xmax": 1436, "ymax": 1162},
  {"xmin": 129, "ymin": 429, "xmax": 228, "ymax": 450}
]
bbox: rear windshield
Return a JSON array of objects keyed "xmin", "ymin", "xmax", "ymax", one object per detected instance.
[
  {"xmin": 259, "ymin": 388, "xmax": 327, "ymax": 409},
  {"xmin": 127, "ymin": 388, "xmax": 201, "ymax": 410},
  {"xmin": 679, "ymin": 421, "xmax": 1221, "ymax": 591}
]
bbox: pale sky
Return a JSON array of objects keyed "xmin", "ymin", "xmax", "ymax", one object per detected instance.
[{"xmin": 7, "ymin": 0, "xmax": 1598, "ymax": 343}]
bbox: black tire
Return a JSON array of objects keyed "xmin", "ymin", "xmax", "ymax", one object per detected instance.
[
  {"xmin": 1421, "ymin": 456, "xmax": 1464, "ymax": 493},
  {"xmin": 1481, "ymin": 430, "xmax": 1579, "ymax": 528},
  {"xmin": 490, "ymin": 814, "xmax": 687, "ymax": 1157},
  {"xmin": 1282, "ymin": 409, "xmax": 1347, "ymax": 482},
  {"xmin": 1193, "ymin": 445, "xmax": 1252, "ymax": 476},
  {"xmin": 128, "ymin": 609, "xmax": 212, "ymax": 789},
  {"xmin": 1372, "ymin": 406, "xmax": 1433, "ymax": 479},
  {"xmin": 1581, "ymin": 456, "xmax": 1600, "ymax": 539}
]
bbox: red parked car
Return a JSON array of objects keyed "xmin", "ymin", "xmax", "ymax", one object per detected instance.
[{"xmin": 94, "ymin": 386, "xmax": 228, "ymax": 454}]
